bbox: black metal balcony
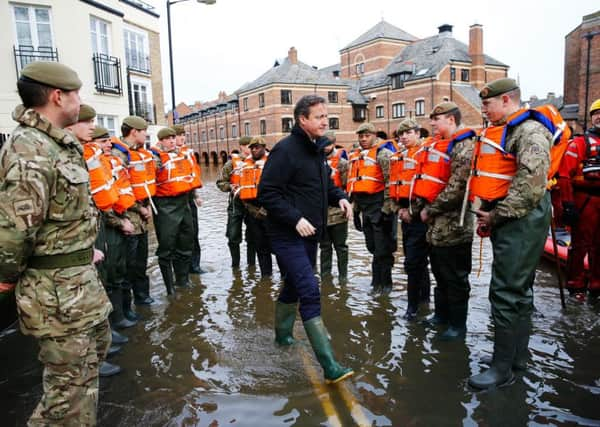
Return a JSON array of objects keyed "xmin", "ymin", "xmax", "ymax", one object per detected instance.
[
  {"xmin": 13, "ymin": 45, "xmax": 59, "ymax": 75},
  {"xmin": 132, "ymin": 102, "xmax": 155, "ymax": 124},
  {"xmin": 93, "ymin": 53, "xmax": 122, "ymax": 95},
  {"xmin": 125, "ymin": 54, "xmax": 150, "ymax": 74}
]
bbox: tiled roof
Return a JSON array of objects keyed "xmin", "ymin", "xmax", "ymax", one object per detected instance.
[
  {"xmin": 342, "ymin": 20, "xmax": 417, "ymax": 50},
  {"xmin": 453, "ymin": 84, "xmax": 482, "ymax": 109}
]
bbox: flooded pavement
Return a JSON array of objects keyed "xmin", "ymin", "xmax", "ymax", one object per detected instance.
[{"xmin": 2, "ymin": 164, "xmax": 600, "ymax": 426}]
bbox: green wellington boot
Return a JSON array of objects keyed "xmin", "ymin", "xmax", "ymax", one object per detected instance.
[
  {"xmin": 303, "ymin": 316, "xmax": 354, "ymax": 384},
  {"xmin": 274, "ymin": 302, "xmax": 297, "ymax": 345},
  {"xmin": 469, "ymin": 328, "xmax": 516, "ymax": 390}
]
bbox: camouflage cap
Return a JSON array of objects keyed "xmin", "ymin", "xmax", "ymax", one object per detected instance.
[
  {"xmin": 430, "ymin": 101, "xmax": 459, "ymax": 118},
  {"xmin": 20, "ymin": 61, "xmax": 82, "ymax": 91},
  {"xmin": 78, "ymin": 104, "xmax": 96, "ymax": 122},
  {"xmin": 172, "ymin": 124, "xmax": 185, "ymax": 135},
  {"xmin": 239, "ymin": 136, "xmax": 252, "ymax": 146},
  {"xmin": 122, "ymin": 115, "xmax": 148, "ymax": 130},
  {"xmin": 479, "ymin": 78, "xmax": 519, "ymax": 99},
  {"xmin": 91, "ymin": 126, "xmax": 110, "ymax": 140},
  {"xmin": 356, "ymin": 123, "xmax": 376, "ymax": 134},
  {"xmin": 324, "ymin": 130, "xmax": 336, "ymax": 144},
  {"xmin": 397, "ymin": 118, "xmax": 419, "ymax": 133},
  {"xmin": 249, "ymin": 136, "xmax": 266, "ymax": 147},
  {"xmin": 157, "ymin": 127, "xmax": 176, "ymax": 140}
]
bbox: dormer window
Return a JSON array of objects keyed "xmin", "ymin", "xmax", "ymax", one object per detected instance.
[{"xmin": 391, "ymin": 72, "xmax": 411, "ymax": 89}]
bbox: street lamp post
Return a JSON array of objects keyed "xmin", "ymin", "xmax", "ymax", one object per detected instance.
[{"xmin": 166, "ymin": 0, "xmax": 216, "ymax": 123}]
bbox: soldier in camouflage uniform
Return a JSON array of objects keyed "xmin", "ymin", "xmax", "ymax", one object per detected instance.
[
  {"xmin": 0, "ymin": 62, "xmax": 112, "ymax": 426},
  {"xmin": 468, "ymin": 79, "xmax": 551, "ymax": 390},
  {"xmin": 319, "ymin": 131, "xmax": 349, "ymax": 282},
  {"xmin": 216, "ymin": 136, "xmax": 256, "ymax": 268},
  {"xmin": 348, "ymin": 123, "xmax": 397, "ymax": 295},
  {"xmin": 419, "ymin": 102, "xmax": 475, "ymax": 341},
  {"xmin": 111, "ymin": 116, "xmax": 154, "ymax": 320}
]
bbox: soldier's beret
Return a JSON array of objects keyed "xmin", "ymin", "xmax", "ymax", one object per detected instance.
[
  {"xmin": 397, "ymin": 118, "xmax": 419, "ymax": 133},
  {"xmin": 78, "ymin": 104, "xmax": 96, "ymax": 122},
  {"xmin": 91, "ymin": 126, "xmax": 110, "ymax": 140},
  {"xmin": 356, "ymin": 123, "xmax": 376, "ymax": 134},
  {"xmin": 479, "ymin": 78, "xmax": 519, "ymax": 99},
  {"xmin": 249, "ymin": 136, "xmax": 266, "ymax": 147},
  {"xmin": 157, "ymin": 127, "xmax": 176, "ymax": 140},
  {"xmin": 430, "ymin": 101, "xmax": 459, "ymax": 118},
  {"xmin": 238, "ymin": 136, "xmax": 252, "ymax": 146},
  {"xmin": 122, "ymin": 115, "xmax": 148, "ymax": 130},
  {"xmin": 324, "ymin": 130, "xmax": 336, "ymax": 143},
  {"xmin": 20, "ymin": 61, "xmax": 82, "ymax": 91},
  {"xmin": 172, "ymin": 124, "xmax": 185, "ymax": 135}
]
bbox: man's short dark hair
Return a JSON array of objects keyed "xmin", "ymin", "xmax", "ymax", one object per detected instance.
[
  {"xmin": 419, "ymin": 128, "xmax": 430, "ymax": 138},
  {"xmin": 376, "ymin": 131, "xmax": 388, "ymax": 140},
  {"xmin": 294, "ymin": 95, "xmax": 326, "ymax": 122},
  {"xmin": 17, "ymin": 78, "xmax": 53, "ymax": 108},
  {"xmin": 445, "ymin": 109, "xmax": 462, "ymax": 126},
  {"xmin": 121, "ymin": 123, "xmax": 133, "ymax": 138}
]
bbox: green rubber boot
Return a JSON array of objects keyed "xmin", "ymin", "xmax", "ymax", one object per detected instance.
[
  {"xmin": 274, "ymin": 301, "xmax": 297, "ymax": 345},
  {"xmin": 303, "ymin": 316, "xmax": 354, "ymax": 384},
  {"xmin": 469, "ymin": 328, "xmax": 516, "ymax": 390}
]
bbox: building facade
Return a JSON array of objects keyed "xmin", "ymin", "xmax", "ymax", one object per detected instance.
[
  {"xmin": 563, "ymin": 10, "xmax": 600, "ymax": 133},
  {"xmin": 0, "ymin": 0, "xmax": 166, "ymax": 144},
  {"xmin": 179, "ymin": 21, "xmax": 509, "ymax": 164}
]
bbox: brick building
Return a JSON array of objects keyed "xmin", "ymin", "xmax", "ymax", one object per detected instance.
[
  {"xmin": 179, "ymin": 21, "xmax": 509, "ymax": 164},
  {"xmin": 563, "ymin": 10, "xmax": 600, "ymax": 133}
]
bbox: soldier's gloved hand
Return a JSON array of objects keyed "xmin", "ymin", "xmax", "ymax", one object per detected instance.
[
  {"xmin": 562, "ymin": 202, "xmax": 579, "ymax": 226},
  {"xmin": 353, "ymin": 212, "xmax": 363, "ymax": 232}
]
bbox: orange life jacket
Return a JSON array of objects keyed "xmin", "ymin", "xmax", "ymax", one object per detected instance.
[
  {"xmin": 347, "ymin": 140, "xmax": 396, "ymax": 195},
  {"xmin": 468, "ymin": 105, "xmax": 570, "ymax": 202},
  {"xmin": 180, "ymin": 145, "xmax": 203, "ymax": 189},
  {"xmin": 238, "ymin": 154, "xmax": 268, "ymax": 201},
  {"xmin": 83, "ymin": 143, "xmax": 119, "ymax": 212},
  {"xmin": 327, "ymin": 149, "xmax": 347, "ymax": 189},
  {"xmin": 150, "ymin": 146, "xmax": 193, "ymax": 197},
  {"xmin": 112, "ymin": 138, "xmax": 156, "ymax": 202},
  {"xmin": 107, "ymin": 154, "xmax": 136, "ymax": 215},
  {"xmin": 230, "ymin": 154, "xmax": 245, "ymax": 186},
  {"xmin": 412, "ymin": 129, "xmax": 476, "ymax": 203},
  {"xmin": 389, "ymin": 144, "xmax": 422, "ymax": 200}
]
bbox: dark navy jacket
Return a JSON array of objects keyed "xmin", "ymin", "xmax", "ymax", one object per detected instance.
[{"xmin": 258, "ymin": 125, "xmax": 347, "ymax": 241}]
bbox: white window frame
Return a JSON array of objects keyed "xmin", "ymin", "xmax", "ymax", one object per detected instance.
[
  {"xmin": 12, "ymin": 4, "xmax": 55, "ymax": 49},
  {"xmin": 244, "ymin": 122, "xmax": 251, "ymax": 137},
  {"xmin": 392, "ymin": 103, "xmax": 405, "ymax": 119},
  {"xmin": 90, "ymin": 15, "xmax": 111, "ymax": 56},
  {"xmin": 219, "ymin": 126, "xmax": 225, "ymax": 140},
  {"xmin": 130, "ymin": 76, "xmax": 153, "ymax": 122},
  {"xmin": 415, "ymin": 99, "xmax": 425, "ymax": 116},
  {"xmin": 375, "ymin": 105, "xmax": 384, "ymax": 119},
  {"xmin": 123, "ymin": 24, "xmax": 149, "ymax": 72},
  {"xmin": 96, "ymin": 114, "xmax": 117, "ymax": 136},
  {"xmin": 231, "ymin": 123, "xmax": 238, "ymax": 138}
]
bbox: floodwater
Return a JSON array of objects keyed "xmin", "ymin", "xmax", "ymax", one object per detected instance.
[{"xmin": 1, "ymin": 165, "xmax": 600, "ymax": 427}]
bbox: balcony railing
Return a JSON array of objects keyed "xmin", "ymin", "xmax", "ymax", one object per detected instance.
[
  {"xmin": 125, "ymin": 53, "xmax": 150, "ymax": 74},
  {"xmin": 132, "ymin": 102, "xmax": 155, "ymax": 124},
  {"xmin": 93, "ymin": 53, "xmax": 122, "ymax": 95},
  {"xmin": 14, "ymin": 45, "xmax": 59, "ymax": 75}
]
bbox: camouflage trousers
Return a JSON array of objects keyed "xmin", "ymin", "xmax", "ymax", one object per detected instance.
[{"xmin": 28, "ymin": 319, "xmax": 111, "ymax": 427}]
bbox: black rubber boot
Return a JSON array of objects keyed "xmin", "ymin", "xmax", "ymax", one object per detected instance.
[
  {"xmin": 380, "ymin": 264, "xmax": 393, "ymax": 295},
  {"xmin": 480, "ymin": 319, "xmax": 530, "ymax": 371},
  {"xmin": 174, "ymin": 258, "xmax": 192, "ymax": 288},
  {"xmin": 122, "ymin": 286, "xmax": 141, "ymax": 321},
  {"xmin": 99, "ymin": 361, "xmax": 122, "ymax": 377},
  {"xmin": 111, "ymin": 329, "xmax": 129, "ymax": 345},
  {"xmin": 439, "ymin": 302, "xmax": 467, "ymax": 341},
  {"xmin": 108, "ymin": 287, "xmax": 137, "ymax": 329},
  {"xmin": 469, "ymin": 328, "xmax": 516, "ymax": 390},
  {"xmin": 159, "ymin": 262, "xmax": 175, "ymax": 295},
  {"xmin": 320, "ymin": 246, "xmax": 333, "ymax": 281},
  {"xmin": 303, "ymin": 316, "xmax": 354, "ymax": 384},
  {"xmin": 369, "ymin": 261, "xmax": 382, "ymax": 296},
  {"xmin": 107, "ymin": 344, "xmax": 121, "ymax": 357},
  {"xmin": 274, "ymin": 301, "xmax": 297, "ymax": 345},
  {"xmin": 337, "ymin": 248, "xmax": 348, "ymax": 284},
  {"xmin": 247, "ymin": 242, "xmax": 256, "ymax": 267},
  {"xmin": 229, "ymin": 243, "xmax": 241, "ymax": 268},
  {"xmin": 422, "ymin": 287, "xmax": 448, "ymax": 327},
  {"xmin": 257, "ymin": 252, "xmax": 272, "ymax": 278}
]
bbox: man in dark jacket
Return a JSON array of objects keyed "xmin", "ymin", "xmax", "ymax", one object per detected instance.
[{"xmin": 258, "ymin": 94, "xmax": 354, "ymax": 384}]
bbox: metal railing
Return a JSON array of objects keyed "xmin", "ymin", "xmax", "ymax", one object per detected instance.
[
  {"xmin": 132, "ymin": 102, "xmax": 155, "ymax": 124},
  {"xmin": 13, "ymin": 45, "xmax": 59, "ymax": 75},
  {"xmin": 93, "ymin": 53, "xmax": 122, "ymax": 95},
  {"xmin": 125, "ymin": 53, "xmax": 150, "ymax": 74}
]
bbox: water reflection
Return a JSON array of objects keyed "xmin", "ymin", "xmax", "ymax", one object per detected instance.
[{"xmin": 1, "ymin": 164, "xmax": 599, "ymax": 426}]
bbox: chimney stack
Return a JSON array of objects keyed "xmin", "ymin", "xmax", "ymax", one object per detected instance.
[
  {"xmin": 469, "ymin": 24, "xmax": 485, "ymax": 89},
  {"xmin": 438, "ymin": 24, "xmax": 453, "ymax": 35},
  {"xmin": 288, "ymin": 47, "xmax": 298, "ymax": 65}
]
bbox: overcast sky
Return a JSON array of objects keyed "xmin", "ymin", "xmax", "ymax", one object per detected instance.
[{"xmin": 155, "ymin": 0, "xmax": 598, "ymax": 112}]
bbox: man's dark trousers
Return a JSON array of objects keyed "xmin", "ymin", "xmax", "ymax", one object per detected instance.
[
  {"xmin": 401, "ymin": 220, "xmax": 431, "ymax": 309},
  {"xmin": 271, "ymin": 237, "xmax": 320, "ymax": 321}
]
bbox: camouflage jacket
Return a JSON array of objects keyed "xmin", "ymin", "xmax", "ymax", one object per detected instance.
[
  {"xmin": 110, "ymin": 139, "xmax": 149, "ymax": 234},
  {"xmin": 0, "ymin": 106, "xmax": 111, "ymax": 338},
  {"xmin": 327, "ymin": 151, "xmax": 349, "ymax": 225},
  {"xmin": 489, "ymin": 120, "xmax": 551, "ymax": 227},
  {"xmin": 216, "ymin": 159, "xmax": 235, "ymax": 193},
  {"xmin": 425, "ymin": 134, "xmax": 475, "ymax": 247}
]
